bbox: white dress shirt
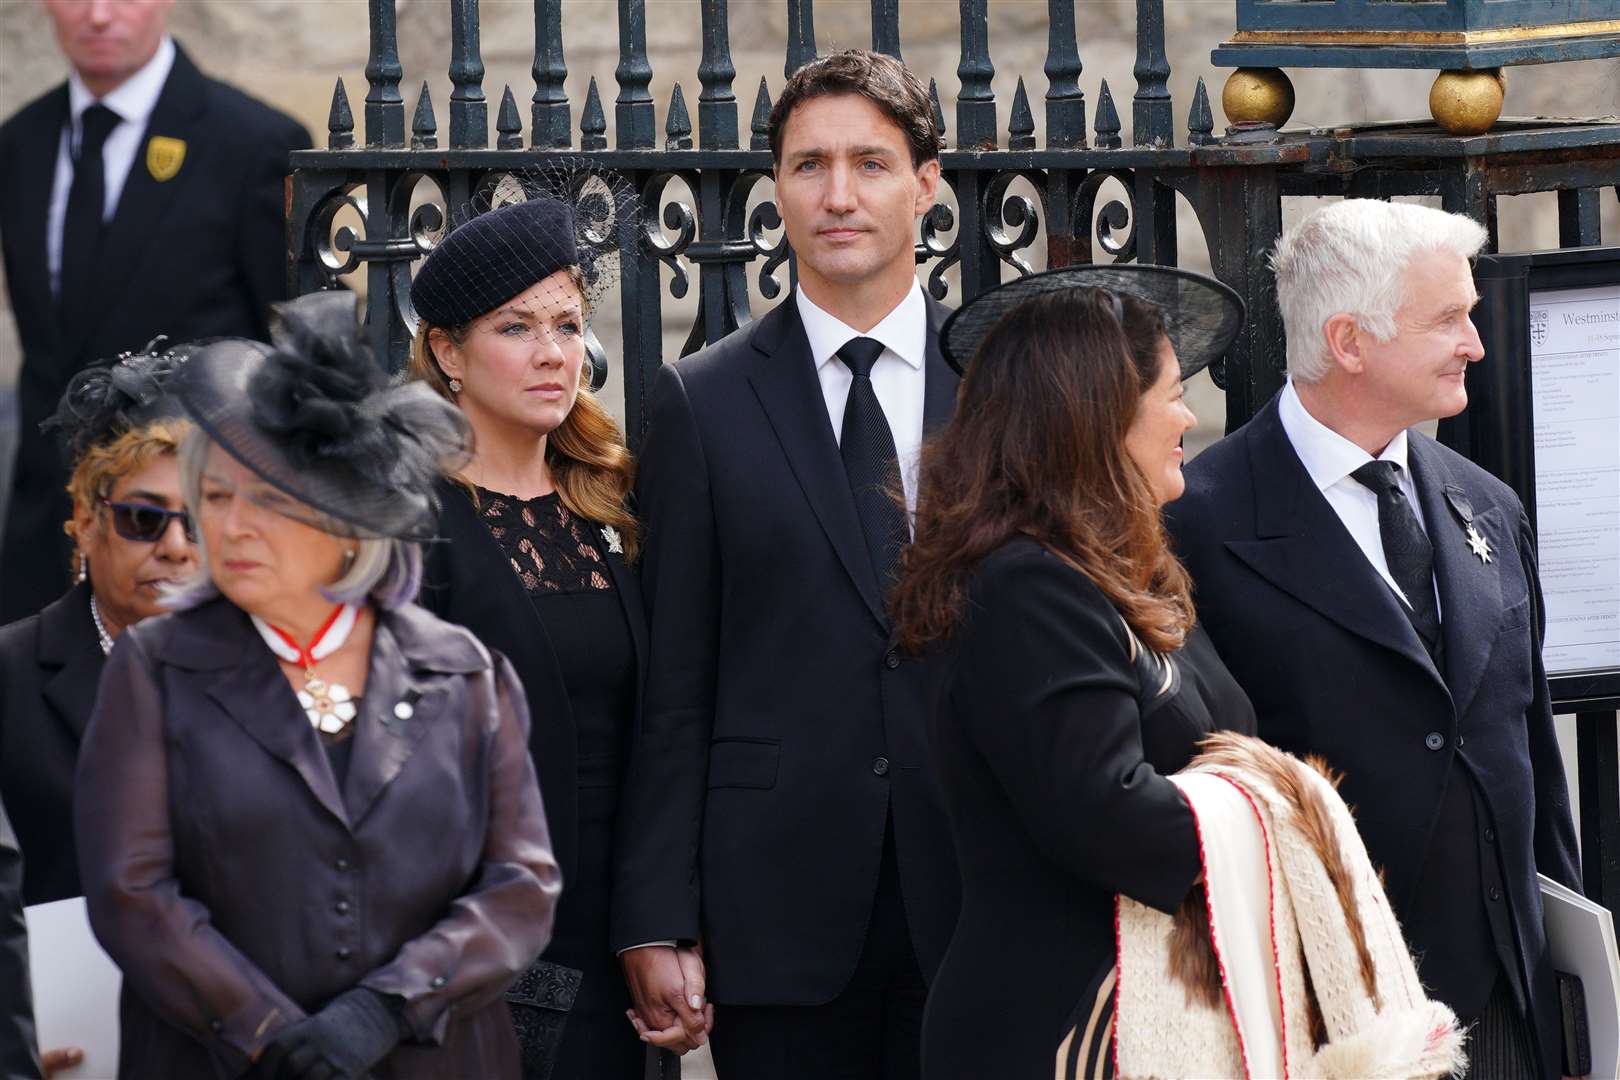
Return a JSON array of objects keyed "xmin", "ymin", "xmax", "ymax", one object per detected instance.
[
  {"xmin": 1277, "ymin": 379, "xmax": 1439, "ymax": 615},
  {"xmin": 48, "ymin": 36, "xmax": 176, "ymax": 296},
  {"xmin": 796, "ymin": 279, "xmax": 929, "ymax": 518}
]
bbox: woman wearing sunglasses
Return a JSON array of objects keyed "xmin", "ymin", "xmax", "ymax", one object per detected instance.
[
  {"xmin": 0, "ymin": 342, "xmax": 197, "ymax": 909},
  {"xmin": 75, "ymin": 293, "xmax": 560, "ymax": 1080}
]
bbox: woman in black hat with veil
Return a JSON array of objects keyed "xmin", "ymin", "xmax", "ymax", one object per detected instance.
[
  {"xmin": 74, "ymin": 292, "xmax": 561, "ymax": 1080},
  {"xmin": 888, "ymin": 266, "xmax": 1259, "ymax": 1079},
  {"xmin": 408, "ymin": 185, "xmax": 673, "ymax": 1077}
]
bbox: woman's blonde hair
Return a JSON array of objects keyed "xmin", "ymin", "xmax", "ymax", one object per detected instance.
[
  {"xmin": 63, "ymin": 417, "xmax": 191, "ymax": 562},
  {"xmin": 408, "ymin": 267, "xmax": 639, "ymax": 560}
]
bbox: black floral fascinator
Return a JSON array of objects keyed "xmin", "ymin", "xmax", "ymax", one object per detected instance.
[
  {"xmin": 175, "ymin": 291, "xmax": 472, "ymax": 540},
  {"xmin": 43, "ymin": 338, "xmax": 195, "ymax": 463}
]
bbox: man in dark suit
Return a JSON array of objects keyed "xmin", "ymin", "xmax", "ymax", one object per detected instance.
[
  {"xmin": 0, "ymin": 0, "xmax": 310, "ymax": 622},
  {"xmin": 0, "ymin": 796, "xmax": 44, "ymax": 1080},
  {"xmin": 1168, "ymin": 199, "xmax": 1582, "ymax": 1079},
  {"xmin": 612, "ymin": 50, "xmax": 961, "ymax": 1078}
]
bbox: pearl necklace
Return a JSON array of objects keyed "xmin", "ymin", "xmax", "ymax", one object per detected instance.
[
  {"xmin": 251, "ymin": 604, "xmax": 362, "ymax": 734},
  {"xmin": 89, "ymin": 594, "xmax": 113, "ymax": 655}
]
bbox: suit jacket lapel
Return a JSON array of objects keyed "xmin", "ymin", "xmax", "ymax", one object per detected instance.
[
  {"xmin": 601, "ymin": 544, "xmax": 648, "ymax": 727},
  {"xmin": 176, "ymin": 602, "xmax": 351, "ymax": 829},
  {"xmin": 10, "ymin": 85, "xmax": 67, "ymax": 360},
  {"xmin": 746, "ymin": 299, "xmax": 888, "ymax": 625},
  {"xmin": 89, "ymin": 48, "xmax": 209, "ymax": 349},
  {"xmin": 1224, "ymin": 398, "xmax": 1445, "ymax": 687},
  {"xmin": 922, "ymin": 297, "xmax": 959, "ymax": 436},
  {"xmin": 36, "ymin": 582, "xmax": 103, "ymax": 744},
  {"xmin": 1408, "ymin": 435, "xmax": 1502, "ymax": 716}
]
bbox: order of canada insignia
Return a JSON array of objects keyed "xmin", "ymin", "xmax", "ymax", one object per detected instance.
[{"xmin": 146, "ymin": 136, "xmax": 186, "ymax": 182}]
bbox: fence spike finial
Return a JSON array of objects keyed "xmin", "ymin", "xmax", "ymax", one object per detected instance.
[
  {"xmin": 666, "ymin": 83, "xmax": 693, "ymax": 150},
  {"xmin": 785, "ymin": 0, "xmax": 816, "ymax": 78},
  {"xmin": 448, "ymin": 0, "xmax": 487, "ymax": 148},
  {"xmin": 615, "ymin": 0, "xmax": 655, "ymax": 150},
  {"xmin": 750, "ymin": 77, "xmax": 773, "ymax": 151},
  {"xmin": 928, "ymin": 77, "xmax": 947, "ymax": 144},
  {"xmin": 1132, "ymin": 0, "xmax": 1173, "ymax": 147},
  {"xmin": 532, "ymin": 0, "xmax": 570, "ymax": 148},
  {"xmin": 1188, "ymin": 76, "xmax": 1215, "ymax": 146},
  {"xmin": 411, "ymin": 82, "xmax": 438, "ymax": 150},
  {"xmin": 327, "ymin": 77, "xmax": 355, "ymax": 149},
  {"xmin": 1009, "ymin": 77, "xmax": 1035, "ymax": 150},
  {"xmin": 871, "ymin": 0, "xmax": 901, "ymax": 59},
  {"xmin": 956, "ymin": 0, "xmax": 997, "ymax": 149},
  {"xmin": 1044, "ymin": 0, "xmax": 1085, "ymax": 148},
  {"xmin": 497, "ymin": 85, "xmax": 523, "ymax": 149},
  {"xmin": 582, "ymin": 76, "xmax": 608, "ymax": 150},
  {"xmin": 1095, "ymin": 78, "xmax": 1122, "ymax": 149},
  {"xmin": 698, "ymin": 0, "xmax": 739, "ymax": 149},
  {"xmin": 364, "ymin": 0, "xmax": 405, "ymax": 146}
]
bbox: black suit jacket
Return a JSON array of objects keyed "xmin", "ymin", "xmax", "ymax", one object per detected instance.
[
  {"xmin": 1166, "ymin": 395, "xmax": 1582, "ymax": 1077},
  {"xmin": 0, "ymin": 45, "xmax": 311, "ymax": 623},
  {"xmin": 0, "ymin": 581, "xmax": 104, "ymax": 905},
  {"xmin": 611, "ymin": 294, "xmax": 962, "ymax": 1005},
  {"xmin": 419, "ymin": 481, "xmax": 647, "ymax": 947},
  {"xmin": 0, "ymin": 796, "xmax": 43, "ymax": 1080}
]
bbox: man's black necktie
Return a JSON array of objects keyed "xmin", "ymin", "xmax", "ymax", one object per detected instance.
[
  {"xmin": 1351, "ymin": 460, "xmax": 1441, "ymax": 657},
  {"xmin": 58, "ymin": 103, "xmax": 121, "ymax": 336},
  {"xmin": 837, "ymin": 337, "xmax": 908, "ymax": 586}
]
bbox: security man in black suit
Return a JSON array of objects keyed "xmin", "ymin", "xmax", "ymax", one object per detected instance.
[
  {"xmin": 0, "ymin": 0, "xmax": 310, "ymax": 622},
  {"xmin": 1168, "ymin": 199, "xmax": 1581, "ymax": 1079},
  {"xmin": 612, "ymin": 51, "xmax": 960, "ymax": 1078},
  {"xmin": 0, "ymin": 795, "xmax": 43, "ymax": 1080}
]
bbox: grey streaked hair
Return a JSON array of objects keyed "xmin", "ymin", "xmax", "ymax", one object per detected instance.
[
  {"xmin": 1270, "ymin": 200, "xmax": 1487, "ymax": 384},
  {"xmin": 165, "ymin": 428, "xmax": 423, "ymax": 612}
]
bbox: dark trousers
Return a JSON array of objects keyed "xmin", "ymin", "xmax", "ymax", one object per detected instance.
[
  {"xmin": 711, "ymin": 820, "xmax": 927, "ymax": 1080},
  {"xmin": 1458, "ymin": 973, "xmax": 1544, "ymax": 1080}
]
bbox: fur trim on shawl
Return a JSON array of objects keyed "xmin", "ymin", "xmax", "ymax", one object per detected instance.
[{"xmin": 1113, "ymin": 732, "xmax": 1467, "ymax": 1080}]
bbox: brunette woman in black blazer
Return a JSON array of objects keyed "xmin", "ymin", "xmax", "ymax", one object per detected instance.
[
  {"xmin": 410, "ymin": 194, "xmax": 660, "ymax": 1078},
  {"xmin": 890, "ymin": 267, "xmax": 1257, "ymax": 1079}
]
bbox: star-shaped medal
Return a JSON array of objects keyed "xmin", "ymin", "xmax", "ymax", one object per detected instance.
[{"xmin": 1465, "ymin": 524, "xmax": 1492, "ymax": 564}]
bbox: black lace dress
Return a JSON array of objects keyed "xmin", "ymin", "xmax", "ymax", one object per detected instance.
[{"xmin": 476, "ymin": 488, "xmax": 640, "ymax": 1080}]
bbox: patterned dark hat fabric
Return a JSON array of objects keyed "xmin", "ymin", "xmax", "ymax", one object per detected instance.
[
  {"xmin": 410, "ymin": 197, "xmax": 580, "ymax": 330},
  {"xmin": 44, "ymin": 338, "xmax": 196, "ymax": 462},
  {"xmin": 940, "ymin": 264, "xmax": 1246, "ymax": 379},
  {"xmin": 176, "ymin": 291, "xmax": 471, "ymax": 541}
]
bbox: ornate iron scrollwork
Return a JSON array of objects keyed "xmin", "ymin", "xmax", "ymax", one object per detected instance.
[
  {"xmin": 641, "ymin": 172, "xmax": 698, "ymax": 300},
  {"xmin": 747, "ymin": 198, "xmax": 789, "ymax": 300},
  {"xmin": 919, "ymin": 201, "xmax": 959, "ymax": 301},
  {"xmin": 983, "ymin": 171, "xmax": 1045, "ymax": 277},
  {"xmin": 1072, "ymin": 169, "xmax": 1139, "ymax": 264}
]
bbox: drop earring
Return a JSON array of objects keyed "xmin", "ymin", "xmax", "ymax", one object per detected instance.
[
  {"xmin": 448, "ymin": 377, "xmax": 462, "ymax": 394},
  {"xmin": 77, "ymin": 552, "xmax": 88, "ymax": 584}
]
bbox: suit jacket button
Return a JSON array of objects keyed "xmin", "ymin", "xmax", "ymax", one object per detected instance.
[
  {"xmin": 335, "ymin": 946, "xmax": 353, "ymax": 961},
  {"xmin": 884, "ymin": 649, "xmax": 901, "ymax": 670},
  {"xmin": 210, "ymin": 1019, "xmax": 223, "ymax": 1034},
  {"xmin": 872, "ymin": 756, "xmax": 890, "ymax": 776},
  {"xmin": 1484, "ymin": 827, "xmax": 1496, "ymax": 843},
  {"xmin": 1489, "ymin": 886, "xmax": 1502, "ymax": 902},
  {"xmin": 335, "ymin": 857, "xmax": 352, "ymax": 872},
  {"xmin": 431, "ymin": 975, "xmax": 448, "ymax": 988},
  {"xmin": 1424, "ymin": 732, "xmax": 1445, "ymax": 751},
  {"xmin": 335, "ymin": 899, "xmax": 351, "ymax": 915}
]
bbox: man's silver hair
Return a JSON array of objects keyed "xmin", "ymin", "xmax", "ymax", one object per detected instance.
[
  {"xmin": 1270, "ymin": 200, "xmax": 1487, "ymax": 384},
  {"xmin": 165, "ymin": 427, "xmax": 422, "ymax": 611}
]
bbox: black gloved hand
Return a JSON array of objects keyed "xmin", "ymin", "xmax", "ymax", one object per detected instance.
[{"xmin": 256, "ymin": 987, "xmax": 405, "ymax": 1080}]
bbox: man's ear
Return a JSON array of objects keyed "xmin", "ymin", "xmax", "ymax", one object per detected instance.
[
  {"xmin": 1322, "ymin": 312, "xmax": 1365, "ymax": 375},
  {"xmin": 913, "ymin": 158, "xmax": 941, "ymax": 216}
]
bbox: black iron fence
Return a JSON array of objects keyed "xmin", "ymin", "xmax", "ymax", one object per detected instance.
[{"xmin": 287, "ymin": 0, "xmax": 1620, "ymax": 905}]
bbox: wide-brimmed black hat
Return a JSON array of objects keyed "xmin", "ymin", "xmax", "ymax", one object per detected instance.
[
  {"xmin": 176, "ymin": 291, "xmax": 470, "ymax": 540},
  {"xmin": 44, "ymin": 338, "xmax": 195, "ymax": 462},
  {"xmin": 940, "ymin": 264, "xmax": 1246, "ymax": 377}
]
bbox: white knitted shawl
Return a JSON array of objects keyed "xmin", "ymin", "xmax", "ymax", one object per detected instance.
[{"xmin": 1113, "ymin": 733, "xmax": 1468, "ymax": 1080}]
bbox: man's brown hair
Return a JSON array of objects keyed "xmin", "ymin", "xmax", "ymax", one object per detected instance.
[{"xmin": 768, "ymin": 49, "xmax": 941, "ymax": 168}]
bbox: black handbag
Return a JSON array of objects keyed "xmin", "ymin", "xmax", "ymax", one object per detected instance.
[{"xmin": 504, "ymin": 958, "xmax": 583, "ymax": 1080}]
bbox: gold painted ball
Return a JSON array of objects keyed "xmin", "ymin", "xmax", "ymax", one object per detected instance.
[
  {"xmin": 1429, "ymin": 69, "xmax": 1505, "ymax": 136},
  {"xmin": 1222, "ymin": 68, "xmax": 1296, "ymax": 128}
]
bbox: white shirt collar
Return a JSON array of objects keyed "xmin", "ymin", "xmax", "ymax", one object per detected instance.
[
  {"xmin": 67, "ymin": 36, "xmax": 175, "ymax": 131},
  {"xmin": 1278, "ymin": 378, "xmax": 1409, "ymax": 492},
  {"xmin": 796, "ymin": 279, "xmax": 927, "ymax": 373}
]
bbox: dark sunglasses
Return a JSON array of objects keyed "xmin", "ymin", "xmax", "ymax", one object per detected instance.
[{"xmin": 102, "ymin": 499, "xmax": 196, "ymax": 543}]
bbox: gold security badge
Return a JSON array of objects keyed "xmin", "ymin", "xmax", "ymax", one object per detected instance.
[{"xmin": 145, "ymin": 136, "xmax": 186, "ymax": 182}]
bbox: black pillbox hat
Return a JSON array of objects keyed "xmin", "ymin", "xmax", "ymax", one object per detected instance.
[{"xmin": 410, "ymin": 197, "xmax": 579, "ymax": 329}]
